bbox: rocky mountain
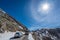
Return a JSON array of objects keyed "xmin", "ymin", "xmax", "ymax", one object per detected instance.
[
  {"xmin": 31, "ymin": 28, "xmax": 60, "ymax": 40},
  {"xmin": 0, "ymin": 8, "xmax": 28, "ymax": 33}
]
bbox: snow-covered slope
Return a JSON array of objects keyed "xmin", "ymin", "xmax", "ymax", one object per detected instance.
[{"xmin": 0, "ymin": 31, "xmax": 15, "ymax": 40}]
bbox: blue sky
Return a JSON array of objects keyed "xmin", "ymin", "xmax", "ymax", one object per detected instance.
[{"xmin": 0, "ymin": 0, "xmax": 60, "ymax": 30}]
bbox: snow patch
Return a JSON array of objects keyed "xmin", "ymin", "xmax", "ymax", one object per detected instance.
[
  {"xmin": 19, "ymin": 26, "xmax": 23, "ymax": 29},
  {"xmin": 0, "ymin": 31, "xmax": 16, "ymax": 40},
  {"xmin": 28, "ymin": 33, "xmax": 34, "ymax": 40}
]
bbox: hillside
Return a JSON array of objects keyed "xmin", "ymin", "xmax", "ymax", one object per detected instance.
[{"xmin": 0, "ymin": 8, "xmax": 28, "ymax": 32}]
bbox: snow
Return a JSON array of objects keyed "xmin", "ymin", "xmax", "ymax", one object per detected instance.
[
  {"xmin": 19, "ymin": 26, "xmax": 23, "ymax": 29},
  {"xmin": 28, "ymin": 33, "xmax": 34, "ymax": 40},
  {"xmin": 0, "ymin": 31, "xmax": 16, "ymax": 40},
  {"xmin": 0, "ymin": 8, "xmax": 6, "ymax": 13}
]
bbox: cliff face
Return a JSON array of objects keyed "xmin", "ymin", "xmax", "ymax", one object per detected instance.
[{"xmin": 0, "ymin": 9, "xmax": 28, "ymax": 32}]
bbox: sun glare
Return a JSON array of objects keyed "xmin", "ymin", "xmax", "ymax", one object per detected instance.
[
  {"xmin": 38, "ymin": 3, "xmax": 50, "ymax": 13},
  {"xmin": 42, "ymin": 3, "xmax": 49, "ymax": 11}
]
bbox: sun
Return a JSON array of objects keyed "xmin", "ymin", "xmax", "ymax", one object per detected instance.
[
  {"xmin": 42, "ymin": 3, "xmax": 49, "ymax": 11},
  {"xmin": 38, "ymin": 3, "xmax": 50, "ymax": 13}
]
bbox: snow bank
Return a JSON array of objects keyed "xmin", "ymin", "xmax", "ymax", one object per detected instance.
[{"xmin": 0, "ymin": 31, "xmax": 15, "ymax": 40}]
